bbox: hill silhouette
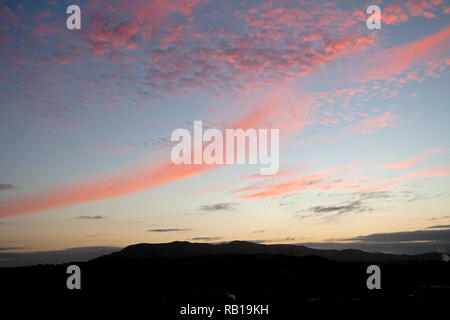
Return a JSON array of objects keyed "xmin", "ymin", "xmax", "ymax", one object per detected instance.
[
  {"xmin": 1, "ymin": 241, "xmax": 448, "ymax": 316},
  {"xmin": 95, "ymin": 240, "xmax": 443, "ymax": 262}
]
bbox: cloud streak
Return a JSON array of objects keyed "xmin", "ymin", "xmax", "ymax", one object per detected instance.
[
  {"xmin": 379, "ymin": 147, "xmax": 446, "ymax": 169},
  {"xmin": 426, "ymin": 225, "xmax": 450, "ymax": 229},
  {"xmin": 310, "ymin": 201, "xmax": 365, "ymax": 214},
  {"xmin": 148, "ymin": 228, "xmax": 192, "ymax": 232},
  {"xmin": 191, "ymin": 237, "xmax": 223, "ymax": 241},
  {"xmin": 343, "ymin": 229, "xmax": 450, "ymax": 243},
  {"xmin": 76, "ymin": 215, "xmax": 104, "ymax": 220},
  {"xmin": 0, "ymin": 106, "xmax": 273, "ymax": 218},
  {"xmin": 198, "ymin": 202, "xmax": 238, "ymax": 212},
  {"xmin": 353, "ymin": 25, "xmax": 450, "ymax": 81},
  {"xmin": 0, "ymin": 184, "xmax": 17, "ymax": 191}
]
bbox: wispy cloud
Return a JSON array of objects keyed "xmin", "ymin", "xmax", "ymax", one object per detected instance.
[
  {"xmin": 0, "ymin": 247, "xmax": 23, "ymax": 251},
  {"xmin": 0, "ymin": 184, "xmax": 17, "ymax": 191},
  {"xmin": 191, "ymin": 237, "xmax": 223, "ymax": 241},
  {"xmin": 380, "ymin": 146, "xmax": 446, "ymax": 169},
  {"xmin": 237, "ymin": 172, "xmax": 330, "ymax": 199},
  {"xmin": 345, "ymin": 112, "xmax": 395, "ymax": 135},
  {"xmin": 76, "ymin": 215, "xmax": 104, "ymax": 220},
  {"xmin": 148, "ymin": 228, "xmax": 192, "ymax": 232},
  {"xmin": 426, "ymin": 225, "xmax": 450, "ymax": 229},
  {"xmin": 236, "ymin": 164, "xmax": 363, "ymax": 199},
  {"xmin": 358, "ymin": 165, "xmax": 450, "ymax": 189},
  {"xmin": 0, "ymin": 106, "xmax": 271, "ymax": 218},
  {"xmin": 310, "ymin": 201, "xmax": 365, "ymax": 214},
  {"xmin": 383, "ymin": 0, "xmax": 446, "ymax": 26},
  {"xmin": 85, "ymin": 234, "xmax": 114, "ymax": 237},
  {"xmin": 298, "ymin": 200, "xmax": 371, "ymax": 223},
  {"xmin": 342, "ymin": 229, "xmax": 450, "ymax": 243},
  {"xmin": 352, "ymin": 25, "xmax": 450, "ymax": 82},
  {"xmin": 252, "ymin": 230, "xmax": 265, "ymax": 233},
  {"xmin": 198, "ymin": 202, "xmax": 238, "ymax": 212},
  {"xmin": 250, "ymin": 237, "xmax": 296, "ymax": 244}
]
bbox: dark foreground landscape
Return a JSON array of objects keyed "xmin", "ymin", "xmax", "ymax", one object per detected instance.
[{"xmin": 1, "ymin": 241, "xmax": 449, "ymax": 317}]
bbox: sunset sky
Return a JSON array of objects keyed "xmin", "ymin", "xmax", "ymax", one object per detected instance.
[{"xmin": 0, "ymin": 0, "xmax": 449, "ymax": 263}]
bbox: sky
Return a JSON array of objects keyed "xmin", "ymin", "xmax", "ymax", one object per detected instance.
[{"xmin": 0, "ymin": 0, "xmax": 449, "ymax": 265}]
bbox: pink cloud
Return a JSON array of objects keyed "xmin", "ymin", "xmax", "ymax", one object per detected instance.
[
  {"xmin": 346, "ymin": 112, "xmax": 395, "ymax": 135},
  {"xmin": 0, "ymin": 6, "xmax": 23, "ymax": 32},
  {"xmin": 379, "ymin": 147, "xmax": 447, "ymax": 169},
  {"xmin": 405, "ymin": 0, "xmax": 434, "ymax": 17},
  {"xmin": 357, "ymin": 165, "xmax": 450, "ymax": 190},
  {"xmin": 0, "ymin": 1, "xmax": 382, "ymax": 103},
  {"xmin": 383, "ymin": 0, "xmax": 444, "ymax": 25},
  {"xmin": 383, "ymin": 3, "xmax": 409, "ymax": 25},
  {"xmin": 414, "ymin": 165, "xmax": 450, "ymax": 177},
  {"xmin": 236, "ymin": 163, "xmax": 364, "ymax": 199},
  {"xmin": 236, "ymin": 162, "xmax": 450, "ymax": 199},
  {"xmin": 0, "ymin": 82, "xmax": 319, "ymax": 217},
  {"xmin": 234, "ymin": 158, "xmax": 450, "ymax": 199},
  {"xmin": 0, "ymin": 93, "xmax": 303, "ymax": 218},
  {"xmin": 86, "ymin": 0, "xmax": 207, "ymax": 56},
  {"xmin": 238, "ymin": 172, "xmax": 332, "ymax": 199},
  {"xmin": 353, "ymin": 25, "xmax": 450, "ymax": 81}
]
